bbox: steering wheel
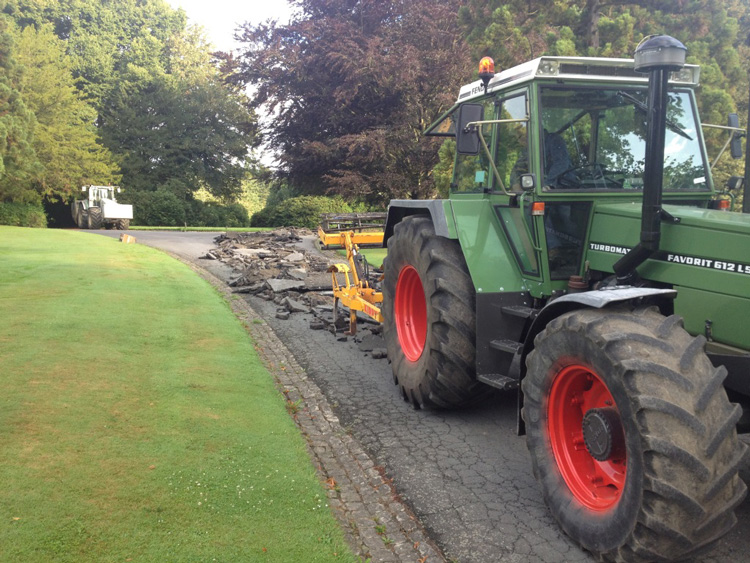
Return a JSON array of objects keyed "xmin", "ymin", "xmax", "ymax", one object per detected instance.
[{"xmin": 553, "ymin": 163, "xmax": 625, "ymax": 189}]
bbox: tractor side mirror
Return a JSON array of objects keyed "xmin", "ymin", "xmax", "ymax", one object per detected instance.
[
  {"xmin": 456, "ymin": 103, "xmax": 484, "ymax": 155},
  {"xmin": 729, "ymin": 113, "xmax": 743, "ymax": 159},
  {"xmin": 727, "ymin": 176, "xmax": 744, "ymax": 191}
]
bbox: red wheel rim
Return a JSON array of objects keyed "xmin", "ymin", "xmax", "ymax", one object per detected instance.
[
  {"xmin": 547, "ymin": 364, "xmax": 626, "ymax": 511},
  {"xmin": 394, "ymin": 265, "xmax": 427, "ymax": 362}
]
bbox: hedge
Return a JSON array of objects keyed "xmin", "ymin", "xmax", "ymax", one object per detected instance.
[
  {"xmin": 131, "ymin": 190, "xmax": 251, "ymax": 227},
  {"xmin": 0, "ymin": 202, "xmax": 47, "ymax": 227},
  {"xmin": 251, "ymin": 195, "xmax": 352, "ymax": 228}
]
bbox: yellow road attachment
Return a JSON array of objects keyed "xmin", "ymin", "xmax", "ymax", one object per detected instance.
[
  {"xmin": 319, "ymin": 228, "xmax": 385, "ymax": 334},
  {"xmin": 318, "ymin": 226, "xmax": 384, "ymax": 248}
]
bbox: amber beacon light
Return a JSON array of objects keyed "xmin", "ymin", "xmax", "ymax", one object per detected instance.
[{"xmin": 478, "ymin": 56, "xmax": 495, "ymax": 91}]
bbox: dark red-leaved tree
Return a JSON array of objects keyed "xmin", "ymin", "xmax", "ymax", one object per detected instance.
[{"xmin": 230, "ymin": 0, "xmax": 471, "ymax": 205}]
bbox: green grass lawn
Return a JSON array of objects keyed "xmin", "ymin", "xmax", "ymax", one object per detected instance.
[
  {"xmin": 0, "ymin": 227, "xmax": 355, "ymax": 563},
  {"xmin": 334, "ymin": 247, "xmax": 387, "ymax": 269}
]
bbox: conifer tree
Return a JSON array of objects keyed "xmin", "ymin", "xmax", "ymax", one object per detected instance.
[
  {"xmin": 12, "ymin": 25, "xmax": 120, "ymax": 201},
  {"xmin": 0, "ymin": 17, "xmax": 40, "ymax": 203}
]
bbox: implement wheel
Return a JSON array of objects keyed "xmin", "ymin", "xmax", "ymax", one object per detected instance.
[
  {"xmin": 522, "ymin": 306, "xmax": 746, "ymax": 562},
  {"xmin": 382, "ymin": 215, "xmax": 484, "ymax": 408}
]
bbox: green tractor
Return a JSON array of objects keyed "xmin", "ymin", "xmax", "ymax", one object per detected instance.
[{"xmin": 382, "ymin": 36, "xmax": 749, "ymax": 562}]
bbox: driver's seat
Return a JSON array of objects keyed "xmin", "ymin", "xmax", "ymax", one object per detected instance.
[{"xmin": 544, "ymin": 132, "xmax": 576, "ymax": 187}]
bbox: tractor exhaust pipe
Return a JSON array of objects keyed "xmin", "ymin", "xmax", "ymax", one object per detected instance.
[{"xmin": 614, "ymin": 36, "xmax": 687, "ymax": 285}]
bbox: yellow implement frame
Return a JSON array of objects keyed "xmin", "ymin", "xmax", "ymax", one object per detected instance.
[
  {"xmin": 318, "ymin": 227, "xmax": 384, "ymax": 334},
  {"xmin": 318, "ymin": 227, "xmax": 384, "ymax": 248}
]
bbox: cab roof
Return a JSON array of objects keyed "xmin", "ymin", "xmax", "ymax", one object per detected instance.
[
  {"xmin": 425, "ymin": 56, "xmax": 701, "ymax": 137},
  {"xmin": 456, "ymin": 56, "xmax": 700, "ymax": 104}
]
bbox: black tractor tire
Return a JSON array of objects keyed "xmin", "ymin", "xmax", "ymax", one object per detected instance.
[
  {"xmin": 382, "ymin": 215, "xmax": 486, "ymax": 409},
  {"xmin": 87, "ymin": 207, "xmax": 103, "ymax": 229},
  {"xmin": 522, "ymin": 306, "xmax": 747, "ymax": 562},
  {"xmin": 116, "ymin": 219, "xmax": 130, "ymax": 230},
  {"xmin": 76, "ymin": 207, "xmax": 88, "ymax": 229}
]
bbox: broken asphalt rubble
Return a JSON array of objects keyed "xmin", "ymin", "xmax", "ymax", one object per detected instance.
[{"xmin": 201, "ymin": 228, "xmax": 387, "ymax": 357}]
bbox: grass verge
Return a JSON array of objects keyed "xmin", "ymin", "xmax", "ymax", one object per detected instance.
[
  {"xmin": 0, "ymin": 226, "xmax": 355, "ymax": 563},
  {"xmin": 335, "ymin": 247, "xmax": 387, "ymax": 269}
]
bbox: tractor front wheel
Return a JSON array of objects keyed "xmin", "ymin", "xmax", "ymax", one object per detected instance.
[
  {"xmin": 522, "ymin": 306, "xmax": 746, "ymax": 562},
  {"xmin": 382, "ymin": 215, "xmax": 484, "ymax": 408},
  {"xmin": 87, "ymin": 207, "xmax": 103, "ymax": 229},
  {"xmin": 116, "ymin": 219, "xmax": 130, "ymax": 230}
]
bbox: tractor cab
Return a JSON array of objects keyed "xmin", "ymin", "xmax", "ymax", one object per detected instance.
[
  {"xmin": 426, "ymin": 54, "xmax": 712, "ymax": 296},
  {"xmin": 88, "ymin": 185, "xmax": 118, "ymax": 203}
]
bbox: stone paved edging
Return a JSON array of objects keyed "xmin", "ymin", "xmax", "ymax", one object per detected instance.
[{"xmin": 186, "ymin": 260, "xmax": 445, "ymax": 563}]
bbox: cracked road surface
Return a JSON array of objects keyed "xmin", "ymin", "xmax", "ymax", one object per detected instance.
[{"xmin": 93, "ymin": 229, "xmax": 750, "ymax": 562}]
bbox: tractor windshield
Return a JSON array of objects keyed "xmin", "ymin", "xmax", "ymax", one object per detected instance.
[
  {"xmin": 539, "ymin": 87, "xmax": 708, "ymax": 192},
  {"xmin": 90, "ymin": 187, "xmax": 114, "ymax": 200}
]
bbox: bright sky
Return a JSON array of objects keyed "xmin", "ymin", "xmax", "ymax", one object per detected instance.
[{"xmin": 166, "ymin": 0, "xmax": 295, "ymax": 52}]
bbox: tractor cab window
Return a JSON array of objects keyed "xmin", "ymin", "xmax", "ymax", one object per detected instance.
[
  {"xmin": 545, "ymin": 202, "xmax": 591, "ymax": 279},
  {"xmin": 424, "ymin": 108, "xmax": 456, "ymax": 137},
  {"xmin": 453, "ymin": 97, "xmax": 495, "ymax": 192},
  {"xmin": 452, "ymin": 93, "xmax": 529, "ymax": 193},
  {"xmin": 496, "ymin": 94, "xmax": 529, "ymax": 190},
  {"xmin": 540, "ymin": 87, "xmax": 708, "ymax": 192}
]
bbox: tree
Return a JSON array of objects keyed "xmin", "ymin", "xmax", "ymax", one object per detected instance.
[
  {"xmin": 2, "ymin": 0, "xmax": 187, "ymax": 107},
  {"xmin": 100, "ymin": 26, "xmax": 257, "ymax": 200},
  {"xmin": 4, "ymin": 1, "xmax": 259, "ymax": 209},
  {"xmin": 12, "ymin": 24, "xmax": 120, "ymax": 201},
  {"xmin": 0, "ymin": 17, "xmax": 39, "ymax": 203},
  {"xmin": 459, "ymin": 0, "xmax": 569, "ymax": 70},
  {"xmin": 232, "ymin": 0, "xmax": 471, "ymax": 205}
]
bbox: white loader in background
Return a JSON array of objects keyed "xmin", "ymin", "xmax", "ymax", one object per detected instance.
[{"xmin": 72, "ymin": 185, "xmax": 133, "ymax": 230}]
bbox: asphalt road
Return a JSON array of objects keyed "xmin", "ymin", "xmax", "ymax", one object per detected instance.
[
  {"xmin": 92, "ymin": 229, "xmax": 222, "ymax": 260},
  {"xmin": 89, "ymin": 229, "xmax": 750, "ymax": 562}
]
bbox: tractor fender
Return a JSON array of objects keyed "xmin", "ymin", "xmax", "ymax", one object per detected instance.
[
  {"xmin": 384, "ymin": 200, "xmax": 455, "ymax": 245},
  {"xmin": 520, "ymin": 287, "xmax": 677, "ymax": 379}
]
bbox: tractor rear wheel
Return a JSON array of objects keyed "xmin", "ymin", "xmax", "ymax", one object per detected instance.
[
  {"xmin": 522, "ymin": 306, "xmax": 746, "ymax": 562},
  {"xmin": 382, "ymin": 215, "xmax": 484, "ymax": 408},
  {"xmin": 116, "ymin": 219, "xmax": 130, "ymax": 230},
  {"xmin": 87, "ymin": 207, "xmax": 103, "ymax": 229},
  {"xmin": 76, "ymin": 206, "xmax": 88, "ymax": 229}
]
